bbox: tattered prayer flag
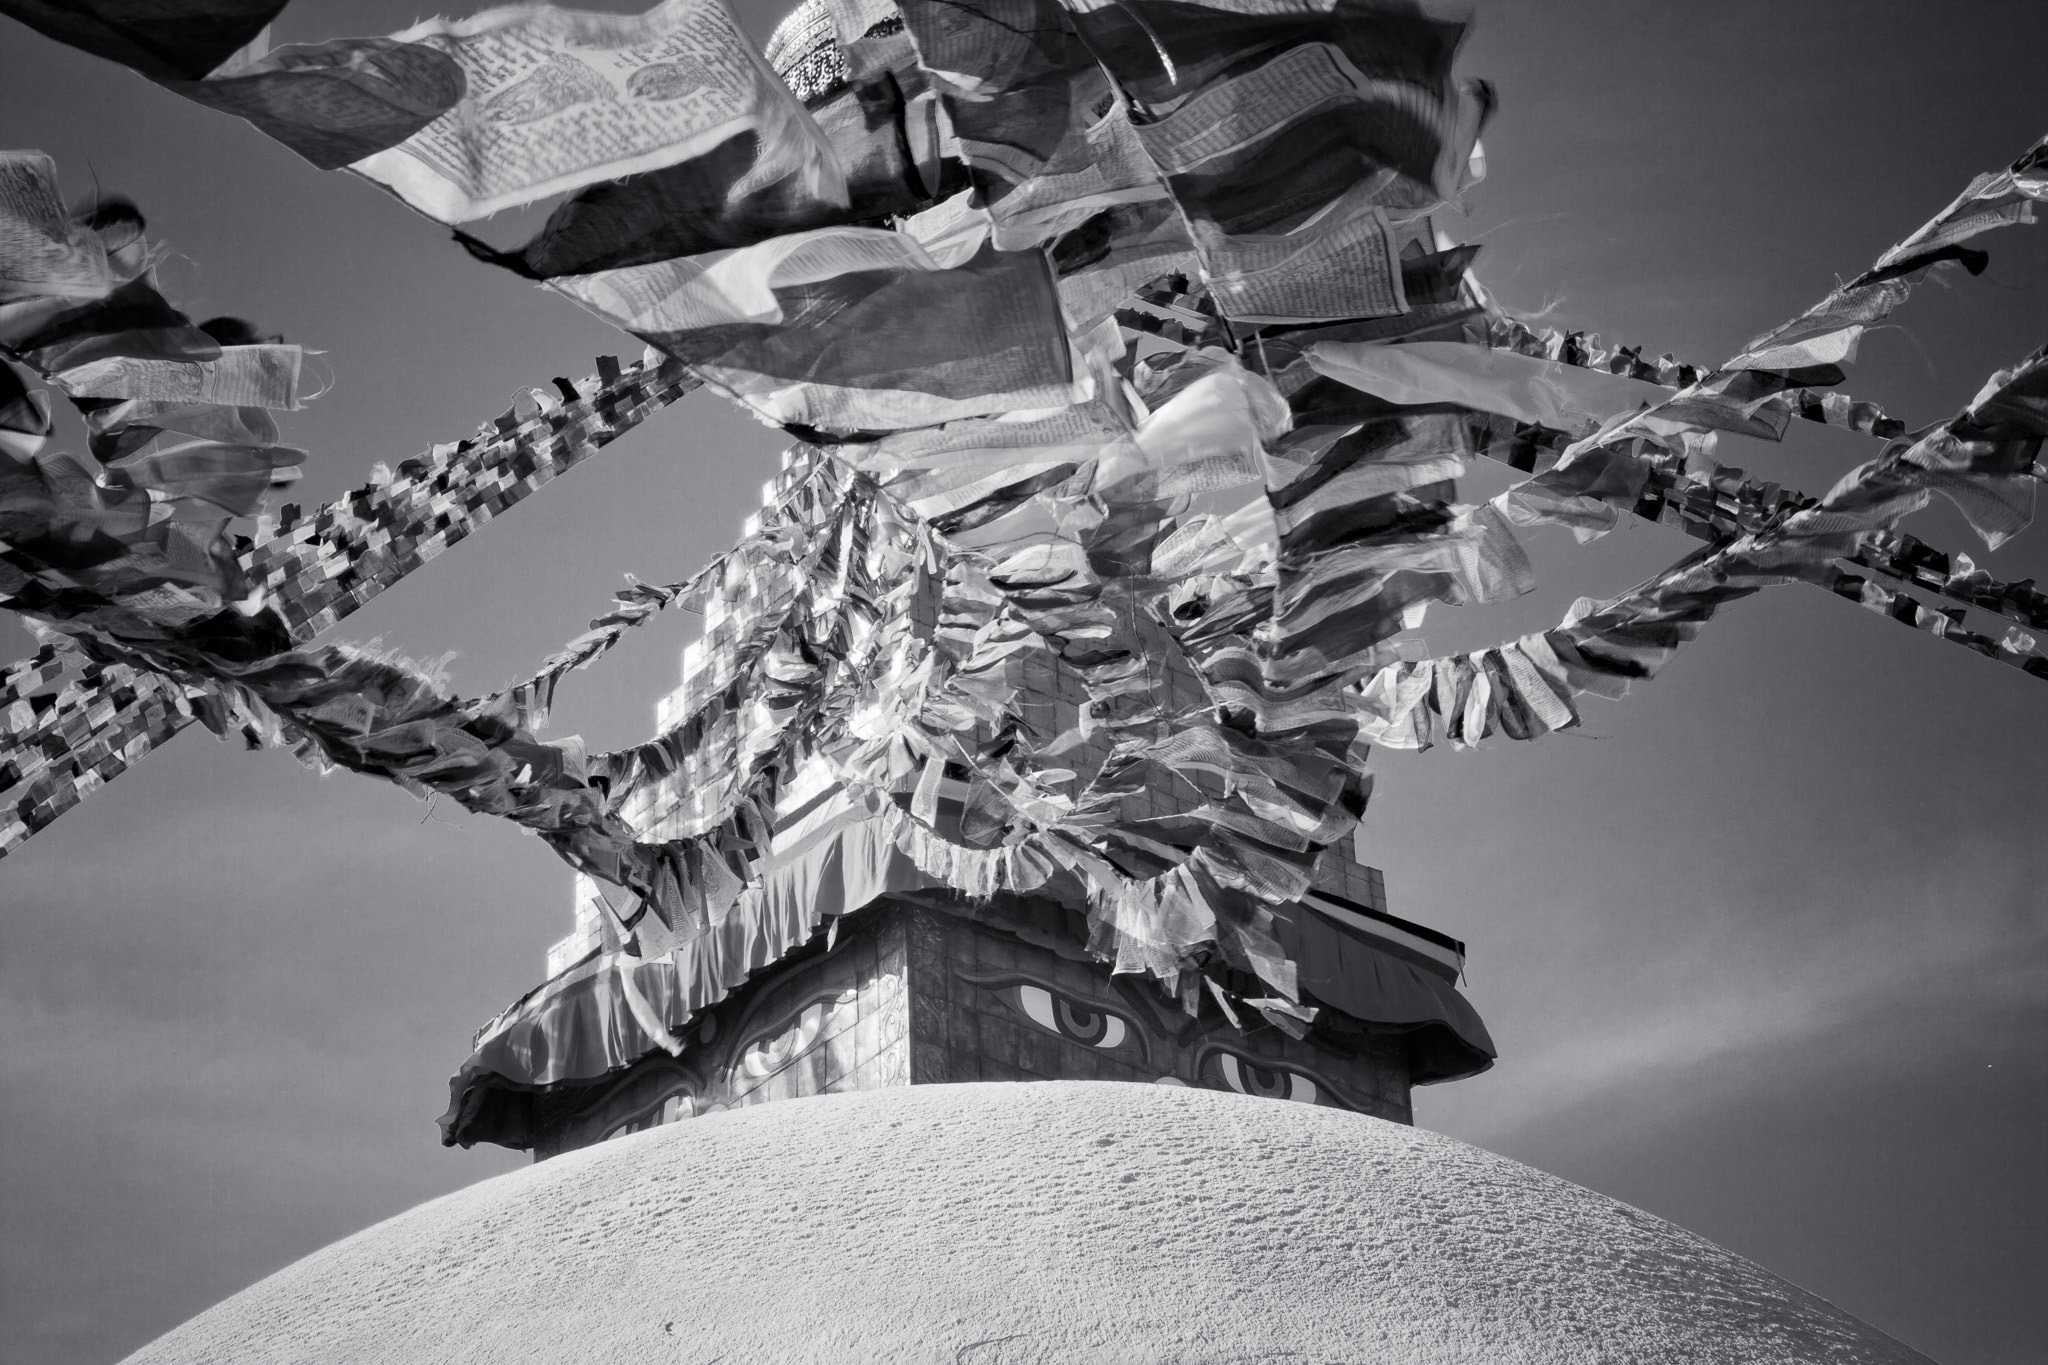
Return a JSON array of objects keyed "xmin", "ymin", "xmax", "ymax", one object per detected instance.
[
  {"xmin": 1268, "ymin": 413, "xmax": 1464, "ymax": 547},
  {"xmin": 1070, "ymin": 0, "xmax": 1485, "ymax": 324},
  {"xmin": 1094, "ymin": 362, "xmax": 1286, "ymax": 498},
  {"xmin": 460, "ymin": 132, "xmax": 842, "ymax": 279},
  {"xmin": 0, "ymin": 360, "xmax": 53, "ymax": 460},
  {"xmin": 0, "ymin": 0, "xmax": 284, "ymax": 83},
  {"xmin": 1375, "ymin": 345, "xmax": 2048, "ymax": 750},
  {"xmin": 178, "ymin": 37, "xmax": 469, "ymax": 172},
  {"xmin": 1856, "ymin": 136, "xmax": 2047, "ymax": 286},
  {"xmin": 460, "ymin": 3, "xmax": 952, "ymax": 279},
  {"xmin": 0, "ymin": 9, "xmax": 459, "ymax": 175},
  {"xmin": 1726, "ymin": 136, "xmax": 2044, "ymax": 374},
  {"xmin": 348, "ymin": 0, "xmax": 848, "ymax": 223},
  {"xmin": 5, "ymin": 1, "xmax": 843, "ymax": 209},
  {"xmin": 896, "ymin": 0, "xmax": 1084, "ymax": 208},
  {"xmin": 1308, "ymin": 339, "xmax": 1669, "ymax": 436},
  {"xmin": 465, "ymin": 121, "xmax": 907, "ymax": 280},
  {"xmin": 82, "ymin": 397, "xmax": 281, "ymax": 461},
  {"xmin": 1053, "ymin": 198, "xmax": 1198, "ymax": 330},
  {"xmin": 895, "ymin": 0, "xmax": 1159, "ymax": 249},
  {"xmin": 1257, "ymin": 408, "xmax": 1538, "ymax": 688},
  {"xmin": 3, "ymin": 274, "xmax": 186, "ymax": 353},
  {"xmin": 1449, "ymin": 135, "xmax": 2046, "ymax": 568},
  {"xmin": 50, "ymin": 344, "xmax": 303, "ymax": 409},
  {"xmin": 1482, "ymin": 314, "xmax": 1911, "ymax": 442},
  {"xmin": 1723, "ymin": 279, "xmax": 1912, "ymax": 375},
  {"xmin": 0, "ymin": 151, "xmax": 111, "ymax": 303},
  {"xmin": 555, "ymin": 228, "xmax": 1075, "ymax": 433},
  {"xmin": 1067, "ymin": 0, "xmax": 1463, "ymax": 116},
  {"xmin": 977, "ymin": 75, "xmax": 1162, "ymax": 252},
  {"xmin": 1195, "ymin": 181, "xmax": 1408, "ymax": 323},
  {"xmin": 796, "ymin": 26, "xmax": 951, "ymax": 209},
  {"xmin": 1129, "ymin": 33, "xmax": 1467, "ymax": 204},
  {"xmin": 106, "ymin": 439, "xmax": 304, "ymax": 518}
]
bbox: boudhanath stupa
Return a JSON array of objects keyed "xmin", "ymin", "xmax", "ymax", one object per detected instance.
[
  {"xmin": 432, "ymin": 0, "xmax": 1503, "ymax": 1161},
  {"xmin": 121, "ymin": 12, "xmax": 1939, "ymax": 1360},
  {"xmin": 436, "ymin": 435, "xmax": 1494, "ymax": 1159},
  {"xmin": 4, "ymin": 0, "xmax": 2038, "ymax": 1357}
]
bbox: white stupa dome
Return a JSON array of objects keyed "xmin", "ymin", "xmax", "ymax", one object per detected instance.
[{"xmin": 123, "ymin": 1082, "xmax": 1933, "ymax": 1364}]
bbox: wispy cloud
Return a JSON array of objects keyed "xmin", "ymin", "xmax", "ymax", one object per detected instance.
[{"xmin": 1418, "ymin": 836, "xmax": 2046, "ymax": 1148}]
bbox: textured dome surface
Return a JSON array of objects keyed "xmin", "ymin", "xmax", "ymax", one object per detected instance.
[{"xmin": 124, "ymin": 1082, "xmax": 1933, "ymax": 1365}]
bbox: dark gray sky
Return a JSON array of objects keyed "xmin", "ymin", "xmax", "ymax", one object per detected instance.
[{"xmin": 3, "ymin": 3, "xmax": 2044, "ymax": 1363}]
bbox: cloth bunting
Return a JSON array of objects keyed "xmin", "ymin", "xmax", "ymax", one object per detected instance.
[
  {"xmin": 1359, "ymin": 345, "xmax": 2048, "ymax": 749},
  {"xmin": 247, "ymin": 355, "xmax": 700, "ymax": 640},
  {"xmin": 0, "ymin": 0, "xmax": 283, "ymax": 83},
  {"xmin": 0, "ymin": 150, "xmax": 121, "ymax": 303},
  {"xmin": 0, "ymin": 0, "xmax": 848, "ymax": 218},
  {"xmin": 2, "ymin": 160, "xmax": 695, "ymax": 895},
  {"xmin": 0, "ymin": 348, "xmax": 697, "ymax": 860},
  {"xmin": 1483, "ymin": 314, "xmax": 1910, "ymax": 442},
  {"xmin": 0, "ymin": 643, "xmax": 200, "ymax": 856},
  {"xmin": 1818, "ymin": 567, "xmax": 2046, "ymax": 678},
  {"xmin": 1463, "ymin": 410, "xmax": 2048, "ymax": 646},
  {"xmin": 1731, "ymin": 138, "xmax": 2047, "ymax": 370},
  {"xmin": 6, "ymin": 5, "xmax": 2047, "ymax": 1077},
  {"xmin": 1269, "ymin": 130, "xmax": 2046, "ymax": 657},
  {"xmin": 1069, "ymin": 0, "xmax": 1489, "ymax": 324},
  {"xmin": 1, "ymin": 1, "xmax": 1097, "ymax": 443},
  {"xmin": 1475, "ymin": 133, "xmax": 2046, "ymax": 548},
  {"xmin": 1257, "ymin": 407, "xmax": 1534, "ymax": 691},
  {"xmin": 892, "ymin": 0, "xmax": 1162, "ymax": 249},
  {"xmin": 551, "ymin": 220, "xmax": 1080, "ymax": 433},
  {"xmin": 498, "ymin": 573, "xmax": 706, "ymax": 727},
  {"xmin": 453, "ymin": 1, "xmax": 957, "ymax": 276},
  {"xmin": 0, "ymin": 172, "xmax": 700, "ymax": 863},
  {"xmin": 345, "ymin": 0, "xmax": 843, "ymax": 220},
  {"xmin": 2, "ymin": 153, "xmax": 305, "ymax": 663},
  {"xmin": 1327, "ymin": 138, "xmax": 2048, "ymax": 744},
  {"xmin": 1306, "ymin": 338, "xmax": 1675, "ymax": 438}
]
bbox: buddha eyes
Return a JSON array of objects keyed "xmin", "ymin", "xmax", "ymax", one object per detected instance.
[
  {"xmin": 1213, "ymin": 1052, "xmax": 1320, "ymax": 1105},
  {"xmin": 738, "ymin": 1007, "xmax": 826, "ymax": 1079},
  {"xmin": 732, "ymin": 986, "xmax": 858, "ymax": 1082},
  {"xmin": 957, "ymin": 972, "xmax": 1345, "ymax": 1105},
  {"xmin": 981, "ymin": 980, "xmax": 1139, "ymax": 1055}
]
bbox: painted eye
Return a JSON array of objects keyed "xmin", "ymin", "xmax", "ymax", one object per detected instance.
[
  {"xmin": 1215, "ymin": 1053, "xmax": 1319, "ymax": 1105},
  {"xmin": 739, "ymin": 1001, "xmax": 828, "ymax": 1078},
  {"xmin": 1006, "ymin": 983, "xmax": 1131, "ymax": 1051},
  {"xmin": 730, "ymin": 988, "xmax": 859, "ymax": 1087}
]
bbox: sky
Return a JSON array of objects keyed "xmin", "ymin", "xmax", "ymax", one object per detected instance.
[{"xmin": 0, "ymin": 3, "xmax": 2043, "ymax": 1363}]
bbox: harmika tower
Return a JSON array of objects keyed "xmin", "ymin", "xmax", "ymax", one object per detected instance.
[
  {"xmin": 434, "ymin": 0, "xmax": 1495, "ymax": 1160},
  {"xmin": 441, "ymin": 452, "xmax": 1494, "ymax": 1159}
]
